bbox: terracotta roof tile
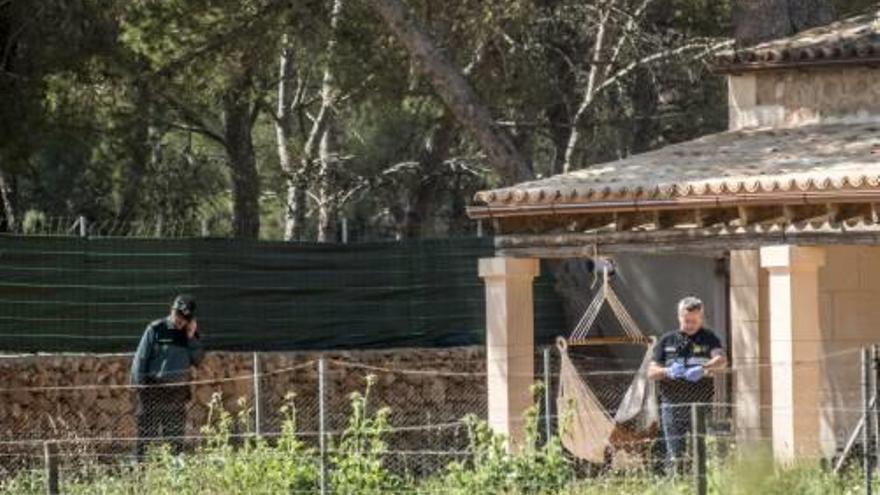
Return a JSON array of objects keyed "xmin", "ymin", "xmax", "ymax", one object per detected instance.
[
  {"xmin": 715, "ymin": 8, "xmax": 880, "ymax": 72},
  {"xmin": 473, "ymin": 122, "xmax": 880, "ymax": 207}
]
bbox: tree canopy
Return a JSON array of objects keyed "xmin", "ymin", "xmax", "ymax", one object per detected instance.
[{"xmin": 0, "ymin": 0, "xmax": 871, "ymax": 240}]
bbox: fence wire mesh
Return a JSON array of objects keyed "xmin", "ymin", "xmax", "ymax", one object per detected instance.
[{"xmin": 0, "ymin": 344, "xmax": 876, "ymax": 494}]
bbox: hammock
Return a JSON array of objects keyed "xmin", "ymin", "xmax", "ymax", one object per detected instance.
[{"xmin": 556, "ymin": 262, "xmax": 658, "ymax": 467}]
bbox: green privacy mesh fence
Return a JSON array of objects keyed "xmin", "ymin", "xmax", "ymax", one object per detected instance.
[{"xmin": 0, "ymin": 236, "xmax": 564, "ymax": 352}]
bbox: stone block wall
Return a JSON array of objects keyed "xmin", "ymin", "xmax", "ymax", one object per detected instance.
[{"xmin": 0, "ymin": 347, "xmax": 488, "ymax": 455}]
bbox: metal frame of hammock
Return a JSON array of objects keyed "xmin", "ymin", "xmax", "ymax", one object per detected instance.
[{"xmin": 556, "ymin": 261, "xmax": 659, "ymax": 467}]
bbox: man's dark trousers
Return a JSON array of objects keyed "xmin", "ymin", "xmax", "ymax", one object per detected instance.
[
  {"xmin": 135, "ymin": 383, "xmax": 189, "ymax": 461},
  {"xmin": 661, "ymin": 402, "xmax": 691, "ymax": 473}
]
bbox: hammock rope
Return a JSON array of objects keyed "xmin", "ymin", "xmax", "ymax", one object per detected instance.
[{"xmin": 556, "ymin": 260, "xmax": 659, "ymax": 467}]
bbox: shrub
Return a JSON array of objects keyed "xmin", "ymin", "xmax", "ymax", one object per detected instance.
[
  {"xmin": 329, "ymin": 375, "xmax": 407, "ymax": 494},
  {"xmin": 425, "ymin": 382, "xmax": 572, "ymax": 495}
]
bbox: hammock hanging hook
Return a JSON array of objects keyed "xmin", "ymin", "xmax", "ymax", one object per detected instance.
[
  {"xmin": 595, "ymin": 257, "xmax": 616, "ymax": 288},
  {"xmin": 556, "ymin": 336, "xmax": 569, "ymax": 352}
]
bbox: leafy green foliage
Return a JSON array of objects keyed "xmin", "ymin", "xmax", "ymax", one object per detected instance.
[
  {"xmin": 0, "ymin": 379, "xmax": 876, "ymax": 494},
  {"xmin": 1, "ymin": 0, "xmax": 769, "ymax": 238},
  {"xmin": 430, "ymin": 383, "xmax": 572, "ymax": 494},
  {"xmin": 330, "ymin": 375, "xmax": 406, "ymax": 494}
]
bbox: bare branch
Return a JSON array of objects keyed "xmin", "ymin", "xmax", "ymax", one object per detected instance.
[
  {"xmin": 602, "ymin": 0, "xmax": 655, "ymax": 81},
  {"xmin": 595, "ymin": 39, "xmax": 732, "ymax": 95},
  {"xmin": 336, "ymin": 73, "xmax": 377, "ymax": 105},
  {"xmin": 336, "ymin": 161, "xmax": 421, "ymax": 207},
  {"xmin": 562, "ymin": 2, "xmax": 612, "ymax": 172},
  {"xmin": 462, "ymin": 39, "xmax": 487, "ymax": 77},
  {"xmin": 562, "ymin": 27, "xmax": 732, "ymax": 173},
  {"xmin": 156, "ymin": 92, "xmax": 225, "ymax": 145}
]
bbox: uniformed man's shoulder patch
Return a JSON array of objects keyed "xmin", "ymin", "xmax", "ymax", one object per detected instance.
[{"xmin": 148, "ymin": 318, "xmax": 169, "ymax": 330}]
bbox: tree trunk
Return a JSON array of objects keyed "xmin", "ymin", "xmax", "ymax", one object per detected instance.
[
  {"xmin": 562, "ymin": 5, "xmax": 611, "ymax": 173},
  {"xmin": 315, "ymin": 0, "xmax": 344, "ymax": 243},
  {"xmin": 116, "ymin": 81, "xmax": 159, "ymax": 224},
  {"xmin": 274, "ymin": 34, "xmax": 307, "ymax": 241},
  {"xmin": 316, "ymin": 122, "xmax": 339, "ymax": 243},
  {"xmin": 118, "ymin": 125, "xmax": 163, "ymax": 227},
  {"xmin": 447, "ymin": 172, "xmax": 468, "ymax": 236},
  {"xmin": 733, "ymin": 0, "xmax": 835, "ymax": 47},
  {"xmin": 547, "ymin": 104, "xmax": 570, "ymax": 176},
  {"xmin": 785, "ymin": 0, "xmax": 835, "ymax": 33},
  {"xmin": 223, "ymin": 92, "xmax": 261, "ymax": 239},
  {"xmin": 0, "ymin": 168, "xmax": 17, "ymax": 232},
  {"xmin": 284, "ymin": 181, "xmax": 307, "ymax": 241},
  {"xmin": 402, "ymin": 114, "xmax": 456, "ymax": 239},
  {"xmin": 629, "ymin": 68, "xmax": 658, "ymax": 154},
  {"xmin": 365, "ymin": 0, "xmax": 533, "ymax": 185}
]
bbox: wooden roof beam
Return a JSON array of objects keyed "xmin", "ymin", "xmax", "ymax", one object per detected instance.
[
  {"xmin": 827, "ymin": 203, "xmax": 875, "ymax": 224},
  {"xmin": 737, "ymin": 205, "xmax": 785, "ymax": 226},
  {"xmin": 494, "ymin": 225, "xmax": 880, "ymax": 258},
  {"xmin": 613, "ymin": 211, "xmax": 654, "ymax": 232},
  {"xmin": 573, "ymin": 213, "xmax": 615, "ymax": 232},
  {"xmin": 783, "ymin": 204, "xmax": 828, "ymax": 224},
  {"xmin": 655, "ymin": 210, "xmax": 699, "ymax": 230},
  {"xmin": 696, "ymin": 207, "xmax": 739, "ymax": 228},
  {"xmin": 491, "ymin": 202, "xmax": 880, "ymax": 237}
]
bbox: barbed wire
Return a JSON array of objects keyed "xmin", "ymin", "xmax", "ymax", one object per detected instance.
[
  {"xmin": 0, "ymin": 360, "xmax": 317, "ymax": 393},
  {"xmin": 0, "ymin": 345, "xmax": 867, "ymax": 393},
  {"xmin": 0, "ymin": 344, "xmax": 874, "ymax": 490}
]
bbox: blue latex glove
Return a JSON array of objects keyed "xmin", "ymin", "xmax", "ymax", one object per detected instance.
[
  {"xmin": 684, "ymin": 366, "xmax": 705, "ymax": 382},
  {"xmin": 666, "ymin": 361, "xmax": 686, "ymax": 380}
]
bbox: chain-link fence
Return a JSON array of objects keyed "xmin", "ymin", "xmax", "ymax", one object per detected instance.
[
  {"xmin": 0, "ymin": 344, "xmax": 878, "ymax": 494},
  {"xmin": 0, "ymin": 348, "xmax": 489, "ymax": 491}
]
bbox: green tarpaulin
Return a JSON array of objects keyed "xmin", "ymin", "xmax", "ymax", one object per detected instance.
[{"xmin": 0, "ymin": 236, "xmax": 564, "ymax": 352}]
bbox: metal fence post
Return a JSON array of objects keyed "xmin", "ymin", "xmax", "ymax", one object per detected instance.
[
  {"xmin": 543, "ymin": 347, "xmax": 552, "ymax": 443},
  {"xmin": 78, "ymin": 215, "xmax": 87, "ymax": 237},
  {"xmin": 692, "ymin": 404, "xmax": 707, "ymax": 495},
  {"xmin": 319, "ymin": 357, "xmax": 328, "ymax": 495},
  {"xmin": 43, "ymin": 441, "xmax": 58, "ymax": 495},
  {"xmin": 864, "ymin": 347, "xmax": 874, "ymax": 495},
  {"xmin": 253, "ymin": 352, "xmax": 261, "ymax": 437}
]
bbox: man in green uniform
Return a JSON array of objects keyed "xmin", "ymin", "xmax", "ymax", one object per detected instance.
[{"xmin": 130, "ymin": 294, "xmax": 204, "ymax": 460}]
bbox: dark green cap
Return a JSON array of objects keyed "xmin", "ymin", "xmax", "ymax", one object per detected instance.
[{"xmin": 172, "ymin": 294, "xmax": 196, "ymax": 320}]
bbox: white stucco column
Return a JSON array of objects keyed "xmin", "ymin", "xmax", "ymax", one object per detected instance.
[
  {"xmin": 760, "ymin": 245, "xmax": 826, "ymax": 461},
  {"xmin": 729, "ymin": 250, "xmax": 767, "ymax": 444},
  {"xmin": 479, "ymin": 257, "xmax": 539, "ymax": 450}
]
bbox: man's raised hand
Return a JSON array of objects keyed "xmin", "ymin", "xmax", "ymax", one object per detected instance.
[{"xmin": 186, "ymin": 319, "xmax": 198, "ymax": 339}]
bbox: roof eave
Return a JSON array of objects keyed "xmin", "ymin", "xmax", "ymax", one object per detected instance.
[
  {"xmin": 466, "ymin": 189, "xmax": 880, "ymax": 220},
  {"xmin": 712, "ymin": 56, "xmax": 880, "ymax": 74}
]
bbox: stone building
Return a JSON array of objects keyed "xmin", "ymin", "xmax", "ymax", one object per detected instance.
[{"xmin": 469, "ymin": 9, "xmax": 880, "ymax": 460}]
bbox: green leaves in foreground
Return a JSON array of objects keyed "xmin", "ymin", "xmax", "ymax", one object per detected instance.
[{"xmin": 0, "ymin": 379, "xmax": 874, "ymax": 494}]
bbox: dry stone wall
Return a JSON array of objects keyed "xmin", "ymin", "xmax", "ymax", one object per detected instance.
[{"xmin": 0, "ymin": 347, "xmax": 488, "ymax": 447}]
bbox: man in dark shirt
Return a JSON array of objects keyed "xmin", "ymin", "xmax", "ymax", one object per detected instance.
[
  {"xmin": 648, "ymin": 296, "xmax": 726, "ymax": 472},
  {"xmin": 130, "ymin": 294, "xmax": 204, "ymax": 460}
]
